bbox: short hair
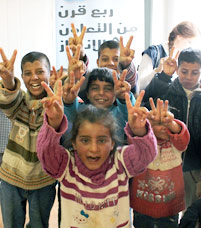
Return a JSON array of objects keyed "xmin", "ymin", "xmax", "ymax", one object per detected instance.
[
  {"xmin": 71, "ymin": 104, "xmax": 119, "ymax": 154},
  {"xmin": 21, "ymin": 51, "xmax": 51, "ymax": 73},
  {"xmin": 98, "ymin": 40, "xmax": 119, "ymax": 59},
  {"xmin": 86, "ymin": 68, "xmax": 114, "ymax": 92},
  {"xmin": 168, "ymin": 21, "xmax": 201, "ymax": 52},
  {"xmin": 178, "ymin": 48, "xmax": 201, "ymax": 67}
]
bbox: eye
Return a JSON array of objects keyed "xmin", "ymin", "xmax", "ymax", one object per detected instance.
[
  {"xmin": 101, "ymin": 57, "xmax": 109, "ymax": 62},
  {"xmin": 113, "ymin": 57, "xmax": 119, "ymax": 62},
  {"xmin": 80, "ymin": 138, "xmax": 89, "ymax": 144},
  {"xmin": 23, "ymin": 72, "xmax": 32, "ymax": 76},
  {"xmin": 104, "ymin": 86, "xmax": 113, "ymax": 92},
  {"xmin": 181, "ymin": 70, "xmax": 188, "ymax": 75},
  {"xmin": 98, "ymin": 138, "xmax": 106, "ymax": 144},
  {"xmin": 37, "ymin": 70, "xmax": 45, "ymax": 75},
  {"xmin": 192, "ymin": 71, "xmax": 200, "ymax": 76},
  {"xmin": 90, "ymin": 86, "xmax": 99, "ymax": 91}
]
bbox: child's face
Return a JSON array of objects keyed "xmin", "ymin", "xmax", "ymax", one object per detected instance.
[
  {"xmin": 87, "ymin": 79, "xmax": 115, "ymax": 108},
  {"xmin": 97, "ymin": 48, "xmax": 120, "ymax": 73},
  {"xmin": 152, "ymin": 124, "xmax": 169, "ymax": 140},
  {"xmin": 177, "ymin": 61, "xmax": 201, "ymax": 90},
  {"xmin": 72, "ymin": 120, "xmax": 114, "ymax": 170},
  {"xmin": 22, "ymin": 59, "xmax": 50, "ymax": 99}
]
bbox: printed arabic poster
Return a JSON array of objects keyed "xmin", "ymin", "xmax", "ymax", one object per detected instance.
[{"xmin": 55, "ymin": 0, "xmax": 144, "ymax": 70}]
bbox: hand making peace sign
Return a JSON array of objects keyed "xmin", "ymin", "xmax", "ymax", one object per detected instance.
[
  {"xmin": 68, "ymin": 23, "xmax": 87, "ymax": 59},
  {"xmin": 125, "ymin": 90, "xmax": 148, "ymax": 136},
  {"xmin": 66, "ymin": 44, "xmax": 86, "ymax": 81},
  {"xmin": 41, "ymin": 80, "xmax": 64, "ymax": 130},
  {"xmin": 0, "ymin": 48, "xmax": 17, "ymax": 90},
  {"xmin": 119, "ymin": 36, "xmax": 135, "ymax": 67},
  {"xmin": 112, "ymin": 69, "xmax": 131, "ymax": 100},
  {"xmin": 62, "ymin": 70, "xmax": 85, "ymax": 104}
]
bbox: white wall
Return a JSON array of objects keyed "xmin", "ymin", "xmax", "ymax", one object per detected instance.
[
  {"xmin": 0, "ymin": 0, "xmax": 55, "ymax": 89},
  {"xmin": 152, "ymin": 0, "xmax": 201, "ymax": 47}
]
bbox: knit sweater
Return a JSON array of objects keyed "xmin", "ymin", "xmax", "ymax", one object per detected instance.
[
  {"xmin": 37, "ymin": 114, "xmax": 157, "ymax": 228},
  {"xmin": 0, "ymin": 78, "xmax": 56, "ymax": 190},
  {"xmin": 130, "ymin": 119, "xmax": 190, "ymax": 218}
]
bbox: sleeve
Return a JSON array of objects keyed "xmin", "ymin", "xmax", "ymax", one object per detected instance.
[
  {"xmin": 122, "ymin": 120, "xmax": 158, "ymax": 177},
  {"xmin": 36, "ymin": 114, "xmax": 69, "ymax": 179},
  {"xmin": 142, "ymin": 71, "xmax": 172, "ymax": 109},
  {"xmin": 167, "ymin": 119, "xmax": 190, "ymax": 151},
  {"xmin": 137, "ymin": 54, "xmax": 157, "ymax": 92},
  {"xmin": 0, "ymin": 78, "xmax": 23, "ymax": 119}
]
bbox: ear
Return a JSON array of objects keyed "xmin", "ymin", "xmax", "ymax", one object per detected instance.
[{"xmin": 96, "ymin": 59, "xmax": 99, "ymax": 67}]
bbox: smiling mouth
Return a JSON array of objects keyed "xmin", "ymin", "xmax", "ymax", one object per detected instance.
[{"xmin": 31, "ymin": 83, "xmax": 41, "ymax": 88}]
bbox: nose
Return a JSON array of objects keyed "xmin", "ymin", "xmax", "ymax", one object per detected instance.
[
  {"xmin": 89, "ymin": 141, "xmax": 98, "ymax": 153},
  {"xmin": 31, "ymin": 73, "xmax": 39, "ymax": 80},
  {"xmin": 98, "ymin": 88, "xmax": 104, "ymax": 95}
]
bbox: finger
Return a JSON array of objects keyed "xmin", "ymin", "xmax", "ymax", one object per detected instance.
[
  {"xmin": 164, "ymin": 100, "xmax": 169, "ymax": 112},
  {"xmin": 0, "ymin": 48, "xmax": 8, "ymax": 63},
  {"xmin": 119, "ymin": 36, "xmax": 124, "ymax": 51},
  {"xmin": 79, "ymin": 26, "xmax": 87, "ymax": 43},
  {"xmin": 66, "ymin": 46, "xmax": 72, "ymax": 63},
  {"xmin": 130, "ymin": 49, "xmax": 135, "ymax": 59},
  {"xmin": 69, "ymin": 71, "xmax": 75, "ymax": 88},
  {"xmin": 55, "ymin": 80, "xmax": 63, "ymax": 97},
  {"xmin": 149, "ymin": 97, "xmax": 156, "ymax": 111},
  {"xmin": 126, "ymin": 36, "xmax": 133, "ymax": 49},
  {"xmin": 41, "ymin": 81, "xmax": 54, "ymax": 97},
  {"xmin": 57, "ymin": 66, "xmax": 64, "ymax": 79},
  {"xmin": 112, "ymin": 70, "xmax": 118, "ymax": 85},
  {"xmin": 52, "ymin": 66, "xmax": 57, "ymax": 78},
  {"xmin": 119, "ymin": 69, "xmax": 127, "ymax": 82},
  {"xmin": 71, "ymin": 23, "xmax": 78, "ymax": 39},
  {"xmin": 135, "ymin": 90, "xmax": 145, "ymax": 108},
  {"xmin": 9, "ymin": 49, "xmax": 17, "ymax": 66},
  {"xmin": 74, "ymin": 44, "xmax": 81, "ymax": 60},
  {"xmin": 169, "ymin": 46, "xmax": 175, "ymax": 59},
  {"xmin": 125, "ymin": 92, "xmax": 133, "ymax": 110}
]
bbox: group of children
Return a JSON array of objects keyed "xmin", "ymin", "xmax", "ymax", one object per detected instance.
[{"xmin": 0, "ymin": 21, "xmax": 201, "ymax": 228}]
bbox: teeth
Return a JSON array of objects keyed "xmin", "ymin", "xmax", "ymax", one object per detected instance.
[{"xmin": 31, "ymin": 84, "xmax": 40, "ymax": 88}]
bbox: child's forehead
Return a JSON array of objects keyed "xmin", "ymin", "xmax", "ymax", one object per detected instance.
[
  {"xmin": 22, "ymin": 59, "xmax": 49, "ymax": 70},
  {"xmin": 89, "ymin": 79, "xmax": 113, "ymax": 86},
  {"xmin": 179, "ymin": 61, "xmax": 201, "ymax": 70},
  {"xmin": 100, "ymin": 48, "xmax": 120, "ymax": 56}
]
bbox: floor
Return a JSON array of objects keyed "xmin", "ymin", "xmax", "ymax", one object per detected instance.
[{"xmin": 0, "ymin": 187, "xmax": 58, "ymax": 228}]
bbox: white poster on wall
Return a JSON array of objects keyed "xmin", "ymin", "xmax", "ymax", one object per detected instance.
[{"xmin": 55, "ymin": 0, "xmax": 144, "ymax": 70}]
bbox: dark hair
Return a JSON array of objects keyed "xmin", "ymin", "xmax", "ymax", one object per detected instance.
[
  {"xmin": 178, "ymin": 47, "xmax": 201, "ymax": 67},
  {"xmin": 168, "ymin": 21, "xmax": 201, "ymax": 52},
  {"xmin": 21, "ymin": 51, "xmax": 51, "ymax": 73},
  {"xmin": 71, "ymin": 105, "xmax": 119, "ymax": 154},
  {"xmin": 86, "ymin": 67, "xmax": 114, "ymax": 92},
  {"xmin": 98, "ymin": 40, "xmax": 119, "ymax": 59}
]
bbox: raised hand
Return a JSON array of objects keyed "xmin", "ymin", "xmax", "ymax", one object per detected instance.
[
  {"xmin": 49, "ymin": 66, "xmax": 66, "ymax": 89},
  {"xmin": 148, "ymin": 98, "xmax": 162, "ymax": 125},
  {"xmin": 41, "ymin": 80, "xmax": 63, "ymax": 130},
  {"xmin": 125, "ymin": 90, "xmax": 148, "ymax": 136},
  {"xmin": 113, "ymin": 69, "xmax": 131, "ymax": 100},
  {"xmin": 0, "ymin": 48, "xmax": 17, "ymax": 90},
  {"xmin": 119, "ymin": 36, "xmax": 135, "ymax": 67},
  {"xmin": 163, "ymin": 47, "xmax": 179, "ymax": 76},
  {"xmin": 66, "ymin": 45, "xmax": 86, "ymax": 81},
  {"xmin": 68, "ymin": 23, "xmax": 86, "ymax": 59},
  {"xmin": 63, "ymin": 70, "xmax": 85, "ymax": 104}
]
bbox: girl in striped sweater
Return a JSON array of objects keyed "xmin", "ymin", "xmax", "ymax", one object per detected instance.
[{"xmin": 37, "ymin": 81, "xmax": 157, "ymax": 228}]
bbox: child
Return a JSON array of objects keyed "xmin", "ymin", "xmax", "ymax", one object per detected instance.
[
  {"xmin": 143, "ymin": 47, "xmax": 201, "ymax": 209},
  {"xmin": 130, "ymin": 98, "xmax": 190, "ymax": 228},
  {"xmin": 0, "ymin": 48, "xmax": 56, "ymax": 227},
  {"xmin": 37, "ymin": 80, "xmax": 158, "ymax": 228},
  {"xmin": 62, "ymin": 67, "xmax": 135, "ymax": 148}
]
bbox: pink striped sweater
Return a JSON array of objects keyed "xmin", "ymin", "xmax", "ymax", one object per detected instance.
[{"xmin": 37, "ymin": 114, "xmax": 157, "ymax": 228}]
